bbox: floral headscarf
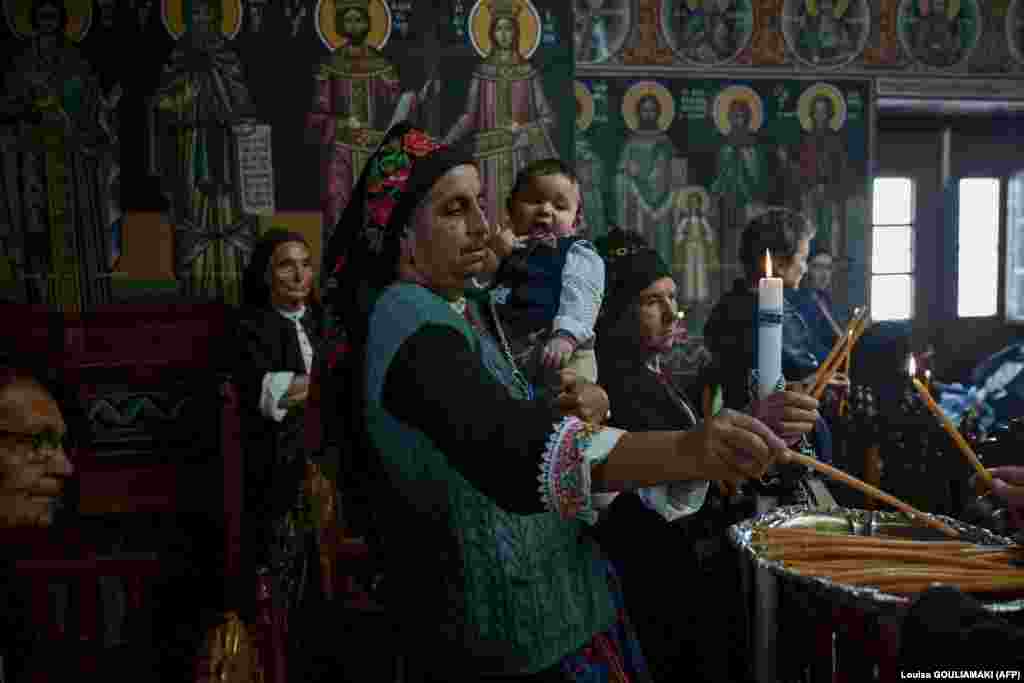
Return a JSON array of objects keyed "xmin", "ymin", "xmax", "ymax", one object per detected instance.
[{"xmin": 321, "ymin": 122, "xmax": 475, "ymax": 371}]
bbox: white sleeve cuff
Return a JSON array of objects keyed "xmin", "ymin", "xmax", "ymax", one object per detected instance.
[
  {"xmin": 260, "ymin": 371, "xmax": 295, "ymax": 422},
  {"xmin": 638, "ymin": 480, "xmax": 710, "ymax": 522}
]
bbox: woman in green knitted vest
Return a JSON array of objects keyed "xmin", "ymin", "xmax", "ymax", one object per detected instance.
[{"xmin": 320, "ymin": 123, "xmax": 821, "ymax": 681}]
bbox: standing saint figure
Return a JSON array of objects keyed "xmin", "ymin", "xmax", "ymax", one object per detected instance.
[
  {"xmin": 709, "ymin": 85, "xmax": 769, "ymax": 272},
  {"xmin": 574, "ymin": 80, "xmax": 608, "ymax": 240},
  {"xmin": 0, "ymin": 0, "xmax": 118, "ymax": 310},
  {"xmin": 306, "ymin": 0, "xmax": 437, "ymax": 246},
  {"xmin": 614, "ymin": 81, "xmax": 680, "ymax": 265},
  {"xmin": 792, "ymin": 84, "xmax": 848, "ymax": 257},
  {"xmin": 574, "ymin": 0, "xmax": 610, "ymax": 62},
  {"xmin": 673, "ymin": 188, "xmax": 717, "ymax": 304},
  {"xmin": 150, "ymin": 0, "xmax": 257, "ymax": 304},
  {"xmin": 442, "ymin": 0, "xmax": 560, "ymax": 227}
]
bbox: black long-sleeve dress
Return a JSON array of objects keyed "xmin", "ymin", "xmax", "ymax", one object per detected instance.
[
  {"xmin": 594, "ymin": 347, "xmax": 752, "ymax": 683},
  {"xmin": 233, "ymin": 305, "xmax": 323, "ymax": 620}
]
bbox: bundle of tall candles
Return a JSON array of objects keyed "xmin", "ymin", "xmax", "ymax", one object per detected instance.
[
  {"xmin": 907, "ymin": 354, "xmax": 994, "ymax": 489},
  {"xmin": 809, "ymin": 306, "xmax": 870, "ymax": 400}
]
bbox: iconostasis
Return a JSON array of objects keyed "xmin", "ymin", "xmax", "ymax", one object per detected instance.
[{"xmin": 0, "ymin": 0, "xmax": 574, "ymax": 308}]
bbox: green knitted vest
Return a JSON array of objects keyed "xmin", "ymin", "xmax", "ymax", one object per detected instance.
[{"xmin": 365, "ymin": 283, "xmax": 615, "ymax": 674}]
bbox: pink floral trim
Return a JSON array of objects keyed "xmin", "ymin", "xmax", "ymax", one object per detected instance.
[{"xmin": 538, "ymin": 417, "xmax": 600, "ymax": 524}]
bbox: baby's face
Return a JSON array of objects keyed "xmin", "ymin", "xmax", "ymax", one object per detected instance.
[{"xmin": 508, "ymin": 174, "xmax": 580, "ymax": 238}]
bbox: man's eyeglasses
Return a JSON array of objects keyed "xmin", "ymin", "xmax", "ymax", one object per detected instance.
[{"xmin": 0, "ymin": 428, "xmax": 68, "ymax": 463}]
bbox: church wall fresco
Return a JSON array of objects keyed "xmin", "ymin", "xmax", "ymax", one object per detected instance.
[
  {"xmin": 2, "ymin": 0, "xmax": 1022, "ymax": 310},
  {"xmin": 577, "ymin": 0, "xmax": 1024, "ymax": 345},
  {"xmin": 576, "ymin": 73, "xmax": 871, "ymax": 336},
  {"xmin": 0, "ymin": 0, "xmax": 574, "ymax": 306}
]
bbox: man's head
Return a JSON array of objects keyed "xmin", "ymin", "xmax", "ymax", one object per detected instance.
[
  {"xmin": 739, "ymin": 208, "xmax": 816, "ymax": 288},
  {"xmin": 0, "ymin": 370, "xmax": 73, "ymax": 528},
  {"xmin": 806, "ymin": 251, "xmax": 834, "ymax": 291},
  {"xmin": 637, "ymin": 94, "xmax": 661, "ymax": 131}
]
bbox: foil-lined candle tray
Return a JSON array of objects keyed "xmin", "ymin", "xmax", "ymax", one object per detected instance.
[{"xmin": 728, "ymin": 505, "xmax": 1024, "ymax": 617}]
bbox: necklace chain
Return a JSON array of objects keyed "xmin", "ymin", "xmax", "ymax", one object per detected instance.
[{"xmin": 475, "ymin": 298, "xmax": 534, "ymax": 401}]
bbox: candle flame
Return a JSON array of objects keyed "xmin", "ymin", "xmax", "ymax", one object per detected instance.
[
  {"xmin": 765, "ymin": 249, "xmax": 772, "ymax": 278},
  {"xmin": 907, "ymin": 354, "xmax": 917, "ymax": 377}
]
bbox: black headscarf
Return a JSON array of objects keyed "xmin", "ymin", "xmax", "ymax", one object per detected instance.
[
  {"xmin": 319, "ymin": 122, "xmax": 475, "ymax": 539},
  {"xmin": 241, "ymin": 228, "xmax": 310, "ymax": 309},
  {"xmin": 594, "ymin": 229, "xmax": 672, "ymax": 360}
]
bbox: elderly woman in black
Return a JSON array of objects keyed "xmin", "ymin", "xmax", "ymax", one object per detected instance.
[
  {"xmin": 234, "ymin": 228, "xmax": 331, "ymax": 678},
  {"xmin": 590, "ymin": 230, "xmax": 821, "ymax": 682},
  {"xmin": 319, "ymin": 123, "xmax": 822, "ymax": 682}
]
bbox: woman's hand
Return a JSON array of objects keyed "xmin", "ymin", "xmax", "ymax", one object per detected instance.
[
  {"xmin": 985, "ymin": 466, "xmax": 1024, "ymax": 529},
  {"xmin": 555, "ymin": 369, "xmax": 609, "ymax": 425},
  {"xmin": 280, "ymin": 374, "xmax": 309, "ymax": 409},
  {"xmin": 693, "ymin": 408, "xmax": 789, "ymax": 482},
  {"xmin": 747, "ymin": 390, "xmax": 820, "ymax": 445}
]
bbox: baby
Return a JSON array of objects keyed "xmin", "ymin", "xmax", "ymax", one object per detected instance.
[{"xmin": 482, "ymin": 158, "xmax": 605, "ymax": 388}]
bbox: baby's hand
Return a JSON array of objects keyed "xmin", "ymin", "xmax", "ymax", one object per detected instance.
[
  {"xmin": 542, "ymin": 335, "xmax": 576, "ymax": 370},
  {"xmin": 488, "ymin": 224, "xmax": 520, "ymax": 259}
]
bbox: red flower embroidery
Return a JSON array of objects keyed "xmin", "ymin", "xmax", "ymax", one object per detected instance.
[
  {"xmin": 402, "ymin": 129, "xmax": 442, "ymax": 157},
  {"xmin": 332, "ymin": 255, "xmax": 346, "ymax": 274},
  {"xmin": 367, "ymin": 166, "xmax": 411, "ymax": 196},
  {"xmin": 367, "ymin": 195, "xmax": 398, "ymax": 228}
]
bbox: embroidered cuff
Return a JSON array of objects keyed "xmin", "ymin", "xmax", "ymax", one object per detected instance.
[
  {"xmin": 538, "ymin": 417, "xmax": 625, "ymax": 525},
  {"xmin": 638, "ymin": 481, "xmax": 710, "ymax": 523},
  {"xmin": 260, "ymin": 371, "xmax": 295, "ymax": 422}
]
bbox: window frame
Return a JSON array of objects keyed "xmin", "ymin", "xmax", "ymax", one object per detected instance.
[
  {"xmin": 956, "ymin": 176, "xmax": 1003, "ymax": 320},
  {"xmin": 870, "ymin": 176, "xmax": 916, "ymax": 322}
]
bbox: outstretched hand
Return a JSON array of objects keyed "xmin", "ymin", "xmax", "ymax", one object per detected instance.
[
  {"xmin": 699, "ymin": 408, "xmax": 789, "ymax": 482},
  {"xmin": 748, "ymin": 390, "xmax": 820, "ymax": 445},
  {"xmin": 986, "ymin": 466, "xmax": 1024, "ymax": 529}
]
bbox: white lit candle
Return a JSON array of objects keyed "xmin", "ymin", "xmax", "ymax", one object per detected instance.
[{"xmin": 758, "ymin": 249, "xmax": 784, "ymax": 399}]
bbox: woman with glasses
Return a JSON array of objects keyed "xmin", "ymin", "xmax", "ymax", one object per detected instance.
[{"xmin": 0, "ymin": 366, "xmax": 75, "ymax": 683}]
